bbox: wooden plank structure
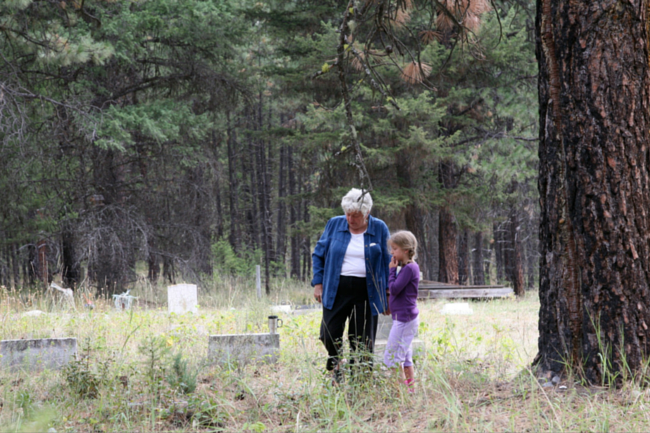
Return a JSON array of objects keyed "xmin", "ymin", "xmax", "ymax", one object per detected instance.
[{"xmin": 418, "ymin": 280, "xmax": 514, "ymax": 300}]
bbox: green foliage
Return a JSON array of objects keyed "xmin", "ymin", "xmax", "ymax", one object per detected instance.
[
  {"xmin": 212, "ymin": 240, "xmax": 263, "ymax": 276},
  {"xmin": 166, "ymin": 352, "xmax": 198, "ymax": 395},
  {"xmin": 63, "ymin": 357, "xmax": 105, "ymax": 399},
  {"xmin": 138, "ymin": 335, "xmax": 170, "ymax": 399}
]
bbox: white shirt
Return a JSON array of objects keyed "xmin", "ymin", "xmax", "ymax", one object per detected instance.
[{"xmin": 340, "ymin": 232, "xmax": 366, "ymax": 277}]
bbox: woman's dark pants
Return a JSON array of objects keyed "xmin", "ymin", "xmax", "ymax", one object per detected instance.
[{"xmin": 320, "ymin": 276, "xmax": 378, "ymax": 372}]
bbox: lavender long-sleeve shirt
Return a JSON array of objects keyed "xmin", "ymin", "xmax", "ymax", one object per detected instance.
[{"xmin": 388, "ymin": 262, "xmax": 420, "ymax": 322}]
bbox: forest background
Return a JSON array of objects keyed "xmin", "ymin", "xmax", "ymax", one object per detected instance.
[{"xmin": 0, "ymin": 0, "xmax": 538, "ymax": 296}]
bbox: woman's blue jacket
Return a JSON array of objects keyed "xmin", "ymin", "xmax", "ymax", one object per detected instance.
[{"xmin": 311, "ymin": 215, "xmax": 391, "ymax": 315}]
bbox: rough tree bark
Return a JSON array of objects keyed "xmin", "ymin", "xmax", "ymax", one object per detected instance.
[{"xmin": 535, "ymin": 0, "xmax": 650, "ymax": 382}]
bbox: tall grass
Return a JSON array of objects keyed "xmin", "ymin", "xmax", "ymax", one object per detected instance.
[{"xmin": 3, "ymin": 285, "xmax": 650, "ymax": 432}]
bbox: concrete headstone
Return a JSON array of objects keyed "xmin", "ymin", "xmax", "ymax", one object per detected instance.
[
  {"xmin": 208, "ymin": 333, "xmax": 279, "ymax": 366},
  {"xmin": 167, "ymin": 284, "xmax": 198, "ymax": 314},
  {"xmin": 1, "ymin": 338, "xmax": 77, "ymax": 371}
]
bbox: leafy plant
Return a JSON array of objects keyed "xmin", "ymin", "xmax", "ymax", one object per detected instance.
[
  {"xmin": 138, "ymin": 335, "xmax": 170, "ymax": 400},
  {"xmin": 62, "ymin": 357, "xmax": 106, "ymax": 399},
  {"xmin": 166, "ymin": 352, "xmax": 198, "ymax": 395}
]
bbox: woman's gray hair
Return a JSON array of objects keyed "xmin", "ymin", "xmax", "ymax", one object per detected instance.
[{"xmin": 341, "ymin": 188, "xmax": 373, "ymax": 216}]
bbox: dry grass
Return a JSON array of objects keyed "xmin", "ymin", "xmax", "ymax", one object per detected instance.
[
  {"xmin": 2, "ymin": 283, "xmax": 650, "ymax": 432},
  {"xmin": 437, "ymin": 0, "xmax": 491, "ymax": 32},
  {"xmin": 401, "ymin": 62, "xmax": 432, "ymax": 84}
]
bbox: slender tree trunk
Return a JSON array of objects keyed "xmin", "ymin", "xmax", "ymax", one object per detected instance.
[
  {"xmin": 458, "ymin": 229, "xmax": 470, "ymax": 286},
  {"xmin": 256, "ymin": 95, "xmax": 273, "ymax": 294},
  {"xmin": 438, "ymin": 161, "xmax": 459, "ymax": 284},
  {"xmin": 245, "ymin": 124, "xmax": 260, "ymax": 249},
  {"xmin": 162, "ymin": 255, "xmax": 175, "ymax": 284},
  {"xmin": 11, "ymin": 242, "xmax": 20, "ymax": 289},
  {"xmin": 535, "ymin": 0, "xmax": 650, "ymax": 382},
  {"xmin": 289, "ymin": 145, "xmax": 301, "ymax": 279},
  {"xmin": 494, "ymin": 222, "xmax": 505, "ymax": 283},
  {"xmin": 275, "ymin": 143, "xmax": 287, "ymax": 275},
  {"xmin": 526, "ymin": 221, "xmax": 536, "ymax": 290},
  {"xmin": 36, "ymin": 239, "xmax": 48, "ymax": 288},
  {"xmin": 472, "ymin": 232, "xmax": 485, "ymax": 285},
  {"xmin": 27, "ymin": 243, "xmax": 36, "ymax": 285},
  {"xmin": 226, "ymin": 113, "xmax": 242, "ymax": 253},
  {"xmin": 438, "ymin": 207, "xmax": 459, "ymax": 284},
  {"xmin": 61, "ymin": 222, "xmax": 79, "ymax": 289},
  {"xmin": 212, "ymin": 130, "xmax": 224, "ymax": 240},
  {"xmin": 510, "ymin": 210, "xmax": 525, "ymax": 297},
  {"xmin": 301, "ymin": 177, "xmax": 311, "ymax": 282},
  {"xmin": 484, "ymin": 238, "xmax": 492, "ymax": 285}
]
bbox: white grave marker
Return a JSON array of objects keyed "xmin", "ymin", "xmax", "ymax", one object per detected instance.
[
  {"xmin": 167, "ymin": 284, "xmax": 198, "ymax": 314},
  {"xmin": 440, "ymin": 302, "xmax": 474, "ymax": 315}
]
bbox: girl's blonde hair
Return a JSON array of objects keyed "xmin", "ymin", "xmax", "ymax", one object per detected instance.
[{"xmin": 389, "ymin": 230, "xmax": 418, "ymax": 263}]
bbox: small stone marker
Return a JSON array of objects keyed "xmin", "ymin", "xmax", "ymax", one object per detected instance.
[
  {"xmin": 1, "ymin": 338, "xmax": 77, "ymax": 371},
  {"xmin": 208, "ymin": 333, "xmax": 279, "ymax": 366},
  {"xmin": 440, "ymin": 302, "xmax": 474, "ymax": 315},
  {"xmin": 21, "ymin": 310, "xmax": 46, "ymax": 317},
  {"xmin": 270, "ymin": 305, "xmax": 291, "ymax": 314},
  {"xmin": 167, "ymin": 284, "xmax": 198, "ymax": 314}
]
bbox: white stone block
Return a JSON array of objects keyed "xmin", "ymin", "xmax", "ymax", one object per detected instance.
[
  {"xmin": 208, "ymin": 333, "xmax": 279, "ymax": 366},
  {"xmin": 440, "ymin": 302, "xmax": 474, "ymax": 315},
  {"xmin": 270, "ymin": 305, "xmax": 291, "ymax": 314},
  {"xmin": 1, "ymin": 338, "xmax": 77, "ymax": 371},
  {"xmin": 167, "ymin": 284, "xmax": 198, "ymax": 314},
  {"xmin": 22, "ymin": 310, "xmax": 46, "ymax": 317}
]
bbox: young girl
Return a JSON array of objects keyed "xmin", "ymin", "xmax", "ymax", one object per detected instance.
[{"xmin": 384, "ymin": 230, "xmax": 420, "ymax": 392}]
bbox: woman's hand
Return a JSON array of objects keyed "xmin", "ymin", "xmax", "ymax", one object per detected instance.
[
  {"xmin": 389, "ymin": 256, "xmax": 398, "ymax": 269},
  {"xmin": 314, "ymin": 284, "xmax": 323, "ymax": 303}
]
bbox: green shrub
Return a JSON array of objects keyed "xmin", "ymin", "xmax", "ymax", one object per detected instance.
[{"xmin": 166, "ymin": 352, "xmax": 197, "ymax": 395}]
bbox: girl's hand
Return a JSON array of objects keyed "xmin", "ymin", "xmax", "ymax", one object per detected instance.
[{"xmin": 389, "ymin": 256, "xmax": 398, "ymax": 269}]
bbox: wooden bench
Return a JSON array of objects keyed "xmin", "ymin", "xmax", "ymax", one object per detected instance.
[{"xmin": 418, "ymin": 281, "xmax": 514, "ymax": 300}]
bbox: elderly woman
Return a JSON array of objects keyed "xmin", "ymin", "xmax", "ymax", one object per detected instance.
[{"xmin": 312, "ymin": 188, "xmax": 391, "ymax": 381}]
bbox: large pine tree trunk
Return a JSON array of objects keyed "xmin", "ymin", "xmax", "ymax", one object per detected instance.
[{"xmin": 535, "ymin": 0, "xmax": 650, "ymax": 382}]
